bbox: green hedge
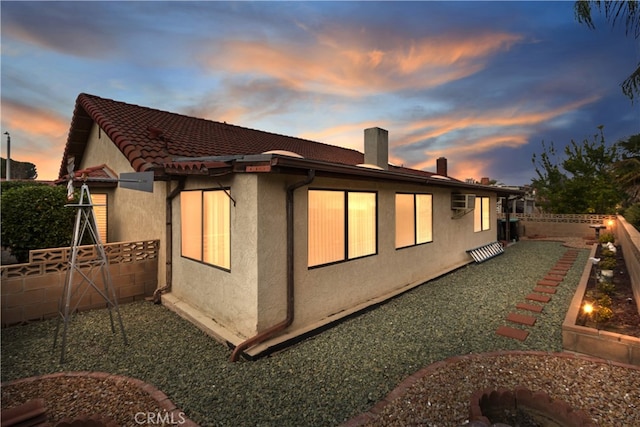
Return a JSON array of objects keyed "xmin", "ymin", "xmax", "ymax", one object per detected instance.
[{"xmin": 1, "ymin": 183, "xmax": 76, "ymax": 263}]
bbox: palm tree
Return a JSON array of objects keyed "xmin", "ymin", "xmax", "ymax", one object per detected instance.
[{"xmin": 574, "ymin": 0, "xmax": 640, "ymax": 102}]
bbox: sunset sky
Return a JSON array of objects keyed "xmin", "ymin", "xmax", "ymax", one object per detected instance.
[{"xmin": 1, "ymin": 1, "xmax": 638, "ymax": 185}]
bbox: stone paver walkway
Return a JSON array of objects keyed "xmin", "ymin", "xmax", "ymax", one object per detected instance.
[{"xmin": 496, "ymin": 249, "xmax": 579, "ymax": 341}]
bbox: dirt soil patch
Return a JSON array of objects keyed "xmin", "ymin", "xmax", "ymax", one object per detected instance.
[{"xmin": 578, "ymin": 244, "xmax": 640, "ymax": 337}]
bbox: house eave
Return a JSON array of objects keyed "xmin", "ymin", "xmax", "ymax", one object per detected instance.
[{"xmin": 167, "ymin": 154, "xmax": 525, "ymax": 196}]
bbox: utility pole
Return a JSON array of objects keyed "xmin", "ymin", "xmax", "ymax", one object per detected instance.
[{"xmin": 4, "ymin": 132, "xmax": 10, "ymax": 181}]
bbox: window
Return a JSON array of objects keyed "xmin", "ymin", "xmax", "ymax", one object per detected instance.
[
  {"xmin": 395, "ymin": 193, "xmax": 433, "ymax": 248},
  {"xmin": 180, "ymin": 189, "xmax": 231, "ymax": 270},
  {"xmin": 474, "ymin": 196, "xmax": 491, "ymax": 232},
  {"xmin": 308, "ymin": 190, "xmax": 376, "ymax": 267},
  {"xmin": 91, "ymin": 193, "xmax": 108, "ymax": 244}
]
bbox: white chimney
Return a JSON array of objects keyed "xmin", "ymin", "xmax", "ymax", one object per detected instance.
[{"xmin": 364, "ymin": 127, "xmax": 388, "ymax": 170}]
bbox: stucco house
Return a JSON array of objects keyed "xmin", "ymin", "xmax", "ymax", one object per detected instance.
[{"xmin": 59, "ymin": 93, "xmax": 519, "ymax": 360}]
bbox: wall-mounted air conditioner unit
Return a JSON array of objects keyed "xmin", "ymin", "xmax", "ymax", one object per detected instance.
[{"xmin": 451, "ymin": 193, "xmax": 476, "ymax": 210}]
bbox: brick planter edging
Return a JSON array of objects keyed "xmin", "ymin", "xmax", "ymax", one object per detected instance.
[
  {"xmin": 339, "ymin": 350, "xmax": 640, "ymax": 427},
  {"xmin": 1, "ymin": 372, "xmax": 199, "ymax": 427},
  {"xmin": 468, "ymin": 386, "xmax": 595, "ymax": 426},
  {"xmin": 562, "ymin": 244, "xmax": 640, "ymax": 365}
]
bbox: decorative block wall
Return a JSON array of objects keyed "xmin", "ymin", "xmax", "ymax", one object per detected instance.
[
  {"xmin": 505, "ymin": 213, "xmax": 617, "ymax": 239},
  {"xmin": 616, "ymin": 215, "xmax": 640, "ymax": 314},
  {"xmin": 1, "ymin": 240, "xmax": 159, "ymax": 327}
]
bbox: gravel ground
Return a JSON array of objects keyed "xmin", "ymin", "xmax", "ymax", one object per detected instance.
[
  {"xmin": 2, "ymin": 240, "xmax": 638, "ymax": 426},
  {"xmin": 2, "ymin": 375, "xmax": 167, "ymax": 426},
  {"xmin": 358, "ymin": 352, "xmax": 640, "ymax": 426}
]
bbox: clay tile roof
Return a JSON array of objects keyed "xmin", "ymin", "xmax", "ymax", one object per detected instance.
[
  {"xmin": 56, "ymin": 164, "xmax": 118, "ymax": 184},
  {"xmin": 59, "ymin": 93, "xmax": 365, "ymax": 179}
]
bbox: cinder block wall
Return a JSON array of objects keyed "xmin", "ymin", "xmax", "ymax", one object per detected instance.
[
  {"xmin": 510, "ymin": 214, "xmax": 617, "ymax": 239},
  {"xmin": 1, "ymin": 240, "xmax": 159, "ymax": 327},
  {"xmin": 616, "ymin": 215, "xmax": 640, "ymax": 315}
]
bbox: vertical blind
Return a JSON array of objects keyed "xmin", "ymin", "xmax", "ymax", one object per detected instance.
[
  {"xmin": 474, "ymin": 196, "xmax": 491, "ymax": 232},
  {"xmin": 181, "ymin": 191, "xmax": 203, "ymax": 260},
  {"xmin": 395, "ymin": 194, "xmax": 415, "ymax": 248},
  {"xmin": 308, "ymin": 190, "xmax": 345, "ymax": 267},
  {"xmin": 395, "ymin": 193, "xmax": 432, "ymax": 248},
  {"xmin": 348, "ymin": 192, "xmax": 376, "ymax": 259},
  {"xmin": 415, "ymin": 194, "xmax": 433, "ymax": 244},
  {"xmin": 482, "ymin": 196, "xmax": 491, "ymax": 231},
  {"xmin": 203, "ymin": 191, "xmax": 230, "ymax": 269},
  {"xmin": 91, "ymin": 193, "xmax": 108, "ymax": 244}
]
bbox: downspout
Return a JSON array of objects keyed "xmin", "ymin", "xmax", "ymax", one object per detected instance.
[
  {"xmin": 154, "ymin": 177, "xmax": 186, "ymax": 303},
  {"xmin": 230, "ymin": 169, "xmax": 315, "ymax": 362}
]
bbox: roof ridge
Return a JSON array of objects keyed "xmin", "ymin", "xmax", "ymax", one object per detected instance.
[{"xmin": 78, "ymin": 93, "xmax": 364, "ymax": 156}]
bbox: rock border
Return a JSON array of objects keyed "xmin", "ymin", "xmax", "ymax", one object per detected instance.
[
  {"xmin": 1, "ymin": 371, "xmax": 199, "ymax": 427},
  {"xmin": 339, "ymin": 350, "xmax": 640, "ymax": 427}
]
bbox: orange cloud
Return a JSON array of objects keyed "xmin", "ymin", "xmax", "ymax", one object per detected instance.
[
  {"xmin": 1, "ymin": 100, "xmax": 69, "ymax": 180},
  {"xmin": 299, "ymin": 120, "xmax": 391, "ymax": 151},
  {"xmin": 2, "ymin": 99, "xmax": 69, "ymax": 138},
  {"xmin": 407, "ymin": 133, "xmax": 527, "ymax": 171},
  {"xmin": 200, "ymin": 27, "xmax": 522, "ymax": 96},
  {"xmin": 396, "ymin": 95, "xmax": 601, "ymax": 149},
  {"xmin": 449, "ymin": 158, "xmax": 492, "ymax": 182}
]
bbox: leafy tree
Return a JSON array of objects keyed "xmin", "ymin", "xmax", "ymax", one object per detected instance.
[
  {"xmin": 1, "ymin": 183, "xmax": 76, "ymax": 263},
  {"xmin": 575, "ymin": 0, "xmax": 640, "ymax": 102},
  {"xmin": 613, "ymin": 133, "xmax": 640, "ymax": 204},
  {"xmin": 622, "ymin": 202, "xmax": 640, "ymax": 229},
  {"xmin": 531, "ymin": 127, "xmax": 623, "ymax": 214},
  {"xmin": 0, "ymin": 158, "xmax": 38, "ymax": 180}
]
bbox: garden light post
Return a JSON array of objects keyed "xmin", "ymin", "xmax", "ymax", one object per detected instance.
[{"xmin": 4, "ymin": 131, "xmax": 10, "ymax": 181}]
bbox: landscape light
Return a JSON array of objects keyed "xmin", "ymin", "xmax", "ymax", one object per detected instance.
[{"xmin": 583, "ymin": 303, "xmax": 593, "ymax": 315}]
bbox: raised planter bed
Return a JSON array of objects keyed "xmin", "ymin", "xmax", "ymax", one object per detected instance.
[{"xmin": 562, "ymin": 244, "xmax": 640, "ymax": 365}]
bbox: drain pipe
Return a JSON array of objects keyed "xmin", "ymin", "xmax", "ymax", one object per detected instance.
[
  {"xmin": 230, "ymin": 169, "xmax": 315, "ymax": 362},
  {"xmin": 154, "ymin": 177, "xmax": 186, "ymax": 303}
]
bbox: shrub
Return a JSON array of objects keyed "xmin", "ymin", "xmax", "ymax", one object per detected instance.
[
  {"xmin": 598, "ymin": 306, "xmax": 614, "ymax": 322},
  {"xmin": 598, "ymin": 257, "xmax": 617, "ymax": 270},
  {"xmin": 601, "ymin": 248, "xmax": 615, "ymax": 258},
  {"xmin": 623, "ymin": 203, "xmax": 640, "ymax": 230},
  {"xmin": 598, "ymin": 232, "xmax": 615, "ymax": 244},
  {"xmin": 597, "ymin": 281, "xmax": 616, "ymax": 296},
  {"xmin": 598, "ymin": 294, "xmax": 612, "ymax": 308},
  {"xmin": 1, "ymin": 184, "xmax": 76, "ymax": 263}
]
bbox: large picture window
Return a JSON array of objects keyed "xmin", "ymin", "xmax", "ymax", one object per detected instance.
[
  {"xmin": 180, "ymin": 189, "xmax": 231, "ymax": 270},
  {"xmin": 474, "ymin": 196, "xmax": 491, "ymax": 232},
  {"xmin": 308, "ymin": 189, "xmax": 377, "ymax": 267},
  {"xmin": 395, "ymin": 193, "xmax": 433, "ymax": 248}
]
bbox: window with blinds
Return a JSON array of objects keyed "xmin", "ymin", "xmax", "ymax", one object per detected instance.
[
  {"xmin": 474, "ymin": 196, "xmax": 491, "ymax": 232},
  {"xmin": 308, "ymin": 189, "xmax": 377, "ymax": 268},
  {"xmin": 91, "ymin": 193, "xmax": 108, "ymax": 243},
  {"xmin": 395, "ymin": 193, "xmax": 432, "ymax": 248},
  {"xmin": 180, "ymin": 189, "xmax": 231, "ymax": 270}
]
